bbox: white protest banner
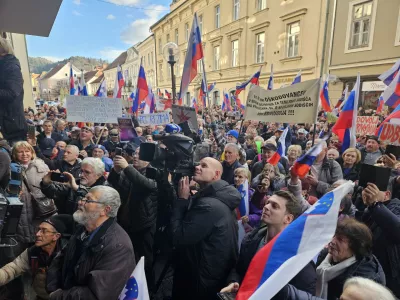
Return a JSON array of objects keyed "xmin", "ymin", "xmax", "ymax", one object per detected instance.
[
  {"xmin": 171, "ymin": 105, "xmax": 198, "ymax": 131},
  {"xmin": 66, "ymin": 96, "xmax": 122, "ymax": 123},
  {"xmin": 378, "ymin": 123, "xmax": 400, "ymax": 146},
  {"xmin": 356, "ymin": 116, "xmax": 379, "ymax": 136},
  {"xmin": 137, "ymin": 112, "xmax": 170, "ymax": 127},
  {"xmin": 245, "ymin": 79, "xmax": 320, "ymax": 123}
]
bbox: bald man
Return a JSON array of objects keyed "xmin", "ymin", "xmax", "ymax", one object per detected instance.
[{"xmin": 171, "ymin": 157, "xmax": 241, "ymax": 300}]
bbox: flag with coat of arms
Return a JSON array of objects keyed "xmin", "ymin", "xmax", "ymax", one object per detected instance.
[{"xmin": 119, "ymin": 257, "xmax": 149, "ymax": 300}]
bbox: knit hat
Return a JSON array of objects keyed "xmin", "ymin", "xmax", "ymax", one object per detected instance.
[
  {"xmin": 227, "ymin": 130, "xmax": 239, "ymax": 140},
  {"xmin": 94, "ymin": 144, "xmax": 106, "ymax": 153},
  {"xmin": 43, "ymin": 214, "xmax": 74, "ymax": 236}
]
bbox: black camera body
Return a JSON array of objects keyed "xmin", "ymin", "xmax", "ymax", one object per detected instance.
[{"xmin": 0, "ymin": 191, "xmax": 23, "ymax": 242}]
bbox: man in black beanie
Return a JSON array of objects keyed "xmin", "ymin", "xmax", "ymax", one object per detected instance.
[{"xmin": 0, "ymin": 214, "xmax": 72, "ymax": 299}]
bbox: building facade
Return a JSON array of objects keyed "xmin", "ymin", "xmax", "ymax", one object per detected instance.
[
  {"xmin": 325, "ymin": 0, "xmax": 400, "ymax": 109},
  {"xmin": 122, "ymin": 45, "xmax": 140, "ymax": 94},
  {"xmin": 136, "ymin": 35, "xmax": 157, "ymax": 89},
  {"xmin": 151, "ymin": 0, "xmax": 328, "ymax": 106}
]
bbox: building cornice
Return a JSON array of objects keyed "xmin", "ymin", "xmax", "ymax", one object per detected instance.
[{"xmin": 279, "ymin": 8, "xmax": 308, "ymax": 21}]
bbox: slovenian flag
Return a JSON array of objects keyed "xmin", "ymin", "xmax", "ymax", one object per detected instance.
[
  {"xmin": 165, "ymin": 89, "xmax": 172, "ymax": 100},
  {"xmin": 335, "ymin": 85, "xmax": 348, "ymax": 110},
  {"xmin": 376, "ymin": 93, "xmax": 384, "ymax": 113},
  {"xmin": 236, "ymin": 66, "xmax": 262, "ymax": 96},
  {"xmin": 191, "ymin": 97, "xmax": 198, "ymax": 113},
  {"xmin": 95, "ymin": 79, "xmax": 107, "ymax": 97},
  {"xmin": 291, "ymin": 70, "xmax": 302, "ymax": 85},
  {"xmin": 178, "ymin": 13, "xmax": 204, "ymax": 106},
  {"xmin": 236, "ymin": 182, "xmax": 354, "ymax": 300},
  {"xmin": 379, "ymin": 59, "xmax": 400, "ymax": 86},
  {"xmin": 222, "ymin": 91, "xmax": 232, "ymax": 111},
  {"xmin": 292, "ymin": 139, "xmax": 326, "ymax": 178},
  {"xmin": 113, "ymin": 65, "xmax": 125, "ymax": 98},
  {"xmin": 319, "ymin": 78, "xmax": 332, "ymax": 112},
  {"xmin": 236, "ymin": 180, "xmax": 249, "ymax": 219},
  {"xmin": 69, "ymin": 62, "xmax": 77, "ymax": 95},
  {"xmin": 118, "ymin": 257, "xmax": 149, "ymax": 300},
  {"xmin": 132, "ymin": 60, "xmax": 149, "ymax": 115},
  {"xmin": 78, "ymin": 70, "xmax": 88, "ymax": 96},
  {"xmin": 267, "ymin": 64, "xmax": 273, "ymax": 90},
  {"xmin": 268, "ymin": 127, "xmax": 289, "ymax": 166},
  {"xmin": 332, "ymin": 74, "xmax": 360, "ymax": 152},
  {"xmin": 381, "ymin": 68, "xmax": 400, "ymax": 108},
  {"xmin": 128, "ymin": 92, "xmax": 135, "ymax": 102}
]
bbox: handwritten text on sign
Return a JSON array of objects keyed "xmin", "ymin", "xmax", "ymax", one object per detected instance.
[
  {"xmin": 66, "ymin": 96, "xmax": 122, "ymax": 123},
  {"xmin": 138, "ymin": 112, "xmax": 170, "ymax": 127},
  {"xmin": 379, "ymin": 123, "xmax": 400, "ymax": 146},
  {"xmin": 356, "ymin": 116, "xmax": 379, "ymax": 136}
]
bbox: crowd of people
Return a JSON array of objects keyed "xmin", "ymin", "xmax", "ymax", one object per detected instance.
[{"xmin": 1, "ymin": 37, "xmax": 399, "ymax": 300}]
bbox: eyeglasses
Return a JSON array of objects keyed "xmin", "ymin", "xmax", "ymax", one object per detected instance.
[
  {"xmin": 36, "ymin": 227, "xmax": 57, "ymax": 235},
  {"xmin": 78, "ymin": 197, "xmax": 103, "ymax": 205}
]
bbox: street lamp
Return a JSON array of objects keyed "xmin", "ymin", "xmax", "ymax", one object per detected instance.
[{"xmin": 163, "ymin": 42, "xmax": 179, "ymax": 104}]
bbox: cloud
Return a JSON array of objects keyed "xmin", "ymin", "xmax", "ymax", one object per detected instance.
[
  {"xmin": 107, "ymin": 14, "xmax": 116, "ymax": 20},
  {"xmin": 73, "ymin": 0, "xmax": 81, "ymax": 5},
  {"xmin": 106, "ymin": 0, "xmax": 140, "ymax": 5},
  {"xmin": 120, "ymin": 5, "xmax": 168, "ymax": 45},
  {"xmin": 126, "ymin": 14, "xmax": 133, "ymax": 18},
  {"xmin": 42, "ymin": 56, "xmax": 64, "ymax": 62},
  {"xmin": 99, "ymin": 48, "xmax": 125, "ymax": 61},
  {"xmin": 72, "ymin": 10, "xmax": 83, "ymax": 16}
]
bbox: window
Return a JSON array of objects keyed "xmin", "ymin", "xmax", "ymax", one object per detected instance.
[
  {"xmin": 159, "ymin": 64, "xmax": 163, "ymax": 81},
  {"xmin": 213, "ymin": 90, "xmax": 220, "ymax": 105},
  {"xmin": 185, "ymin": 23, "xmax": 189, "ymax": 41},
  {"xmin": 396, "ymin": 7, "xmax": 400, "ymax": 46},
  {"xmin": 257, "ymin": 0, "xmax": 267, "ymax": 11},
  {"xmin": 198, "ymin": 15, "xmax": 203, "ymax": 35},
  {"xmin": 167, "ymin": 34, "xmax": 170, "ymax": 43},
  {"xmin": 197, "ymin": 60, "xmax": 203, "ymax": 73},
  {"xmin": 151, "ymin": 52, "xmax": 154, "ymax": 65},
  {"xmin": 215, "ymin": 5, "xmax": 220, "ymax": 29},
  {"xmin": 175, "ymin": 29, "xmax": 179, "ymax": 44},
  {"xmin": 158, "ymin": 38, "xmax": 162, "ymax": 54},
  {"xmin": 213, "ymin": 46, "xmax": 220, "ymax": 70},
  {"xmin": 186, "ymin": 92, "xmax": 191, "ymax": 105},
  {"xmin": 232, "ymin": 40, "xmax": 239, "ymax": 67},
  {"xmin": 233, "ymin": 0, "xmax": 240, "ymax": 21},
  {"xmin": 143, "ymin": 56, "xmax": 146, "ymax": 66},
  {"xmin": 255, "ymin": 33, "xmax": 265, "ymax": 63},
  {"xmin": 349, "ymin": 1, "xmax": 373, "ymax": 48},
  {"xmin": 287, "ymin": 22, "xmax": 300, "ymax": 58},
  {"xmin": 148, "ymin": 53, "xmax": 150, "ymax": 66}
]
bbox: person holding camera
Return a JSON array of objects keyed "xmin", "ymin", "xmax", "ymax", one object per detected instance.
[
  {"xmin": 107, "ymin": 146, "xmax": 158, "ymax": 288},
  {"xmin": 172, "ymin": 157, "xmax": 241, "ymax": 300}
]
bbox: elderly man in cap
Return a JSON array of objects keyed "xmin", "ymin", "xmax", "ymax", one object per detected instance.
[
  {"xmin": 0, "ymin": 215, "xmax": 72, "ymax": 300},
  {"xmin": 251, "ymin": 143, "xmax": 289, "ymax": 179},
  {"xmin": 49, "ymin": 186, "xmax": 135, "ymax": 300},
  {"xmin": 360, "ymin": 135, "xmax": 383, "ymax": 165},
  {"xmin": 70, "ymin": 126, "xmax": 95, "ymax": 158},
  {"xmin": 292, "ymin": 127, "xmax": 308, "ymax": 150},
  {"xmin": 102, "ymin": 128, "xmax": 120, "ymax": 155},
  {"xmin": 92, "ymin": 144, "xmax": 113, "ymax": 172},
  {"xmin": 212, "ymin": 126, "xmax": 247, "ymax": 165}
]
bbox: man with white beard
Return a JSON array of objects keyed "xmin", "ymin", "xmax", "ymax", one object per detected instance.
[{"xmin": 49, "ymin": 186, "xmax": 136, "ymax": 300}]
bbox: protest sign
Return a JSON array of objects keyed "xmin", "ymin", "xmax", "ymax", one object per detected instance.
[
  {"xmin": 66, "ymin": 96, "xmax": 122, "ymax": 123},
  {"xmin": 245, "ymin": 79, "xmax": 320, "ymax": 123},
  {"xmin": 137, "ymin": 112, "xmax": 170, "ymax": 127},
  {"xmin": 171, "ymin": 105, "xmax": 198, "ymax": 131},
  {"xmin": 378, "ymin": 123, "xmax": 400, "ymax": 146},
  {"xmin": 356, "ymin": 116, "xmax": 379, "ymax": 136},
  {"xmin": 118, "ymin": 117, "xmax": 137, "ymax": 143}
]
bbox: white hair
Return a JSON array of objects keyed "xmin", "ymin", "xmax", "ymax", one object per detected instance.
[
  {"xmin": 66, "ymin": 145, "xmax": 79, "ymax": 156},
  {"xmin": 225, "ymin": 143, "xmax": 240, "ymax": 155},
  {"xmin": 344, "ymin": 277, "xmax": 395, "ymax": 300},
  {"xmin": 81, "ymin": 157, "xmax": 105, "ymax": 176},
  {"xmin": 90, "ymin": 186, "xmax": 121, "ymax": 218},
  {"xmin": 0, "ymin": 37, "xmax": 14, "ymax": 55}
]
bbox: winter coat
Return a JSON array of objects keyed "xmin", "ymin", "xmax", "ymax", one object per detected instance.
[
  {"xmin": 313, "ymin": 158, "xmax": 343, "ymax": 197},
  {"xmin": 0, "ymin": 54, "xmax": 27, "ymax": 142},
  {"xmin": 0, "ymin": 139, "xmax": 11, "ymax": 189},
  {"xmin": 362, "ymin": 199, "xmax": 400, "ymax": 298},
  {"xmin": 50, "ymin": 218, "xmax": 135, "ymax": 300},
  {"xmin": 40, "ymin": 176, "xmax": 106, "ymax": 215},
  {"xmin": 69, "ymin": 140, "xmax": 95, "ymax": 157},
  {"xmin": 18, "ymin": 158, "xmax": 51, "ymax": 244},
  {"xmin": 251, "ymin": 157, "xmax": 289, "ymax": 179},
  {"xmin": 336, "ymin": 158, "xmax": 360, "ymax": 182},
  {"xmin": 222, "ymin": 160, "xmax": 243, "ymax": 185},
  {"xmin": 171, "ymin": 180, "xmax": 241, "ymax": 300},
  {"xmin": 37, "ymin": 132, "xmax": 63, "ymax": 144},
  {"xmin": 228, "ymin": 225, "xmax": 317, "ymax": 295}
]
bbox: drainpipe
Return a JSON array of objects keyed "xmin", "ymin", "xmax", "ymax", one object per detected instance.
[{"xmin": 319, "ymin": 0, "xmax": 331, "ymax": 78}]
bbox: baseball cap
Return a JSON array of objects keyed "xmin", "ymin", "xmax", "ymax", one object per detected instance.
[
  {"xmin": 81, "ymin": 126, "xmax": 94, "ymax": 133},
  {"xmin": 43, "ymin": 214, "xmax": 74, "ymax": 236},
  {"xmin": 110, "ymin": 129, "xmax": 119, "ymax": 136},
  {"xmin": 227, "ymin": 130, "xmax": 239, "ymax": 140},
  {"xmin": 165, "ymin": 124, "xmax": 181, "ymax": 134},
  {"xmin": 262, "ymin": 143, "xmax": 277, "ymax": 151},
  {"xmin": 298, "ymin": 128, "xmax": 307, "ymax": 134},
  {"xmin": 71, "ymin": 127, "xmax": 81, "ymax": 132},
  {"xmin": 122, "ymin": 142, "xmax": 138, "ymax": 155},
  {"xmin": 366, "ymin": 135, "xmax": 380, "ymax": 144},
  {"xmin": 94, "ymin": 144, "xmax": 106, "ymax": 153},
  {"xmin": 39, "ymin": 138, "xmax": 55, "ymax": 157}
]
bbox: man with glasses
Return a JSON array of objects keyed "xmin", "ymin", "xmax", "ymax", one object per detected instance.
[
  {"xmin": 0, "ymin": 215, "xmax": 71, "ymax": 299},
  {"xmin": 49, "ymin": 186, "xmax": 135, "ymax": 300},
  {"xmin": 102, "ymin": 128, "xmax": 120, "ymax": 155}
]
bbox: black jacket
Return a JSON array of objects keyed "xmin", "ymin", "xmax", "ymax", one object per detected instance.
[
  {"xmin": 0, "ymin": 139, "xmax": 11, "ymax": 190},
  {"xmin": 228, "ymin": 225, "xmax": 317, "ymax": 295},
  {"xmin": 222, "ymin": 160, "xmax": 243, "ymax": 185},
  {"xmin": 0, "ymin": 54, "xmax": 27, "ymax": 141},
  {"xmin": 40, "ymin": 176, "xmax": 106, "ymax": 215},
  {"xmin": 69, "ymin": 140, "xmax": 95, "ymax": 157},
  {"xmin": 362, "ymin": 199, "xmax": 400, "ymax": 298},
  {"xmin": 50, "ymin": 218, "xmax": 135, "ymax": 300},
  {"xmin": 336, "ymin": 158, "xmax": 360, "ymax": 181},
  {"xmin": 37, "ymin": 132, "xmax": 63, "ymax": 144},
  {"xmin": 171, "ymin": 180, "xmax": 241, "ymax": 300}
]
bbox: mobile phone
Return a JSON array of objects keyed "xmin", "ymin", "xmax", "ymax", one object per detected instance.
[
  {"xmin": 385, "ymin": 145, "xmax": 400, "ymax": 159},
  {"xmin": 28, "ymin": 125, "xmax": 36, "ymax": 137},
  {"xmin": 358, "ymin": 164, "xmax": 391, "ymax": 191},
  {"xmin": 115, "ymin": 147, "xmax": 123, "ymax": 156},
  {"xmin": 50, "ymin": 173, "xmax": 68, "ymax": 183}
]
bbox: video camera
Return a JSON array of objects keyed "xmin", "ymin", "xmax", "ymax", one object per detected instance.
[{"xmin": 0, "ymin": 190, "xmax": 23, "ymax": 245}]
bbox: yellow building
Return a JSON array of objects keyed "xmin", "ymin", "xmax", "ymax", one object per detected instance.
[
  {"xmin": 136, "ymin": 35, "xmax": 157, "ymax": 89},
  {"xmin": 150, "ymin": 0, "xmax": 328, "ymax": 106},
  {"xmin": 31, "ymin": 73, "xmax": 41, "ymax": 100}
]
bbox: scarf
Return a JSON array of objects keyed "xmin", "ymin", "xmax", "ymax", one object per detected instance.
[{"xmin": 316, "ymin": 254, "xmax": 357, "ymax": 299}]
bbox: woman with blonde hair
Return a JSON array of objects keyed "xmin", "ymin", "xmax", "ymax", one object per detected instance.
[
  {"xmin": 0, "ymin": 37, "xmax": 27, "ymax": 143},
  {"xmin": 287, "ymin": 144, "xmax": 302, "ymax": 167},
  {"xmin": 339, "ymin": 147, "xmax": 361, "ymax": 181}
]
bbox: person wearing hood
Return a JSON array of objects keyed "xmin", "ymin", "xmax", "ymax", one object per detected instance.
[
  {"xmin": 172, "ymin": 157, "xmax": 241, "ymax": 300},
  {"xmin": 0, "ymin": 37, "xmax": 27, "ymax": 144}
]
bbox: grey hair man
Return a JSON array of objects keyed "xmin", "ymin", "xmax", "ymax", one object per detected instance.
[
  {"xmin": 221, "ymin": 143, "xmax": 242, "ymax": 185},
  {"xmin": 50, "ymin": 186, "xmax": 136, "ymax": 300}
]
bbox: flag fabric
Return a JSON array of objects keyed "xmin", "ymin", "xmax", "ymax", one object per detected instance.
[
  {"xmin": 95, "ymin": 79, "xmax": 107, "ymax": 97},
  {"xmin": 236, "ymin": 182, "xmax": 354, "ymax": 300},
  {"xmin": 233, "ymin": 95, "xmax": 245, "ymax": 112},
  {"xmin": 235, "ymin": 66, "xmax": 262, "ymax": 96},
  {"xmin": 268, "ymin": 127, "xmax": 288, "ymax": 166},
  {"xmin": 69, "ymin": 63, "xmax": 77, "ymax": 95},
  {"xmin": 208, "ymin": 82, "xmax": 216, "ymax": 92},
  {"xmin": 128, "ymin": 92, "xmax": 135, "ymax": 102},
  {"xmin": 191, "ymin": 97, "xmax": 198, "ymax": 113},
  {"xmin": 291, "ymin": 70, "xmax": 302, "ymax": 85},
  {"xmin": 178, "ymin": 13, "xmax": 204, "ymax": 106},
  {"xmin": 165, "ymin": 89, "xmax": 172, "ymax": 100},
  {"xmin": 78, "ymin": 70, "xmax": 88, "ymax": 96},
  {"xmin": 376, "ymin": 104, "xmax": 400, "ymax": 136},
  {"xmin": 132, "ymin": 62, "xmax": 149, "ymax": 115},
  {"xmin": 222, "ymin": 91, "xmax": 232, "ymax": 111},
  {"xmin": 113, "ymin": 65, "xmax": 125, "ymax": 98},
  {"xmin": 144, "ymin": 86, "xmax": 155, "ymax": 114},
  {"xmin": 319, "ymin": 79, "xmax": 332, "ymax": 112},
  {"xmin": 267, "ymin": 64, "xmax": 273, "ymax": 90},
  {"xmin": 376, "ymin": 93, "xmax": 384, "ymax": 113},
  {"xmin": 379, "ymin": 59, "xmax": 400, "ymax": 86},
  {"xmin": 292, "ymin": 139, "xmax": 326, "ymax": 178},
  {"xmin": 382, "ymin": 69, "xmax": 400, "ymax": 108},
  {"xmin": 335, "ymin": 85, "xmax": 348, "ymax": 109},
  {"xmin": 157, "ymin": 88, "xmax": 162, "ymax": 98},
  {"xmin": 118, "ymin": 257, "xmax": 149, "ymax": 300},
  {"xmin": 199, "ymin": 78, "xmax": 207, "ymax": 107},
  {"xmin": 332, "ymin": 74, "xmax": 360, "ymax": 152},
  {"xmin": 236, "ymin": 180, "xmax": 249, "ymax": 219}
]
